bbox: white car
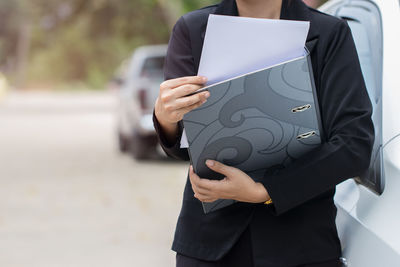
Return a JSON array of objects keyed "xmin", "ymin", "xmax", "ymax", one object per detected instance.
[
  {"xmin": 319, "ymin": 0, "xmax": 400, "ymax": 266},
  {"xmin": 116, "ymin": 45, "xmax": 167, "ymax": 159}
]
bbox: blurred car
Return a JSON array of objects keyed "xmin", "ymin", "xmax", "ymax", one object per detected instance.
[
  {"xmin": 116, "ymin": 44, "xmax": 167, "ymax": 159},
  {"xmin": 319, "ymin": 0, "xmax": 400, "ymax": 265}
]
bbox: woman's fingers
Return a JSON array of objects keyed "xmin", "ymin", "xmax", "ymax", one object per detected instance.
[
  {"xmin": 173, "ymin": 91, "xmax": 210, "ymax": 109},
  {"xmin": 171, "ymin": 99, "xmax": 205, "ymax": 120},
  {"xmin": 190, "ymin": 169, "xmax": 214, "ymax": 200},
  {"xmin": 159, "ymin": 94, "xmax": 207, "ymax": 122},
  {"xmin": 193, "ymin": 183, "xmax": 213, "ymax": 195},
  {"xmin": 173, "ymin": 83, "xmax": 204, "ymax": 99},
  {"xmin": 189, "ymin": 166, "xmax": 224, "ymax": 202},
  {"xmin": 205, "ymin": 160, "xmax": 236, "ymax": 176},
  {"xmin": 189, "ymin": 165, "xmax": 222, "ymax": 192},
  {"xmin": 194, "ymin": 192, "xmax": 218, "ymax": 202},
  {"xmin": 189, "ymin": 166, "xmax": 206, "ymax": 192},
  {"xmin": 160, "ymin": 76, "xmax": 206, "ymax": 90},
  {"xmin": 177, "ymin": 97, "xmax": 209, "ymax": 117},
  {"xmin": 157, "ymin": 76, "xmax": 209, "ymax": 124}
]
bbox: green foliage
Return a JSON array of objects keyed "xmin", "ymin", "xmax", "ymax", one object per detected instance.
[
  {"xmin": 2, "ymin": 0, "xmax": 212, "ymax": 89},
  {"xmin": 24, "ymin": 0, "xmax": 173, "ymax": 88},
  {"xmin": 1, "ymin": 0, "xmax": 328, "ymax": 89}
]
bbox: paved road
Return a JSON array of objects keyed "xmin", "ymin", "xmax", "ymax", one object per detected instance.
[{"xmin": 0, "ymin": 91, "xmax": 187, "ymax": 267}]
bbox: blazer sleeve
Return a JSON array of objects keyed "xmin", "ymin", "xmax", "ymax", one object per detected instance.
[
  {"xmin": 258, "ymin": 20, "xmax": 375, "ymax": 215},
  {"xmin": 152, "ymin": 16, "xmax": 196, "ymax": 161}
]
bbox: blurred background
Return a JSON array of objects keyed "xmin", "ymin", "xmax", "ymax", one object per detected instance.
[{"xmin": 0, "ymin": 1, "xmax": 326, "ymax": 266}]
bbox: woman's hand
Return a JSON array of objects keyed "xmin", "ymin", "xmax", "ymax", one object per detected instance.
[
  {"xmin": 154, "ymin": 76, "xmax": 210, "ymax": 142},
  {"xmin": 189, "ymin": 160, "xmax": 270, "ymax": 203}
]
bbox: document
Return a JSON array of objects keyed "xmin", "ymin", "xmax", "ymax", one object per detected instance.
[
  {"xmin": 198, "ymin": 14, "xmax": 310, "ymax": 85},
  {"xmin": 180, "ymin": 129, "xmax": 189, "ymax": 148},
  {"xmin": 180, "ymin": 14, "xmax": 310, "ymax": 148}
]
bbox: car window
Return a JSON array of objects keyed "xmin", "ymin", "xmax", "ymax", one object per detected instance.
[
  {"xmin": 140, "ymin": 56, "xmax": 165, "ymax": 79},
  {"xmin": 324, "ymin": 0, "xmax": 384, "ymax": 194}
]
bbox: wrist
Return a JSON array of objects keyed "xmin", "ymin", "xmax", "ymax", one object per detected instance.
[
  {"xmin": 155, "ymin": 101, "xmax": 178, "ymax": 139},
  {"xmin": 158, "ymin": 117, "xmax": 177, "ymax": 134},
  {"xmin": 255, "ymin": 182, "xmax": 270, "ymax": 203}
]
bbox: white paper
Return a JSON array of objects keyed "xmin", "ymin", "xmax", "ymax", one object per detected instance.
[
  {"xmin": 198, "ymin": 14, "xmax": 310, "ymax": 85},
  {"xmin": 180, "ymin": 128, "xmax": 189, "ymax": 148}
]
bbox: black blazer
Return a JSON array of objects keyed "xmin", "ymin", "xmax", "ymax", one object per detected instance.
[{"xmin": 152, "ymin": 0, "xmax": 375, "ymax": 266}]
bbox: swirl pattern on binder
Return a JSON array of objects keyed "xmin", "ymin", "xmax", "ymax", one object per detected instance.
[{"xmin": 183, "ymin": 55, "xmax": 321, "ymax": 213}]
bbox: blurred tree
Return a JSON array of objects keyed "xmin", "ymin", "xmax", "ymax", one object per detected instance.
[
  {"xmin": 0, "ymin": 0, "xmax": 219, "ymax": 89},
  {"xmin": 4, "ymin": 0, "xmax": 331, "ymax": 89},
  {"xmin": 1, "ymin": 0, "xmax": 170, "ymax": 88}
]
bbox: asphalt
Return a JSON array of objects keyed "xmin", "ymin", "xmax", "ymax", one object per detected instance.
[{"xmin": 0, "ymin": 90, "xmax": 187, "ymax": 267}]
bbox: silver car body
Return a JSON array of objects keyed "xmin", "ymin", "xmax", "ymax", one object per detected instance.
[
  {"xmin": 117, "ymin": 45, "xmax": 167, "ymax": 150},
  {"xmin": 319, "ymin": 0, "xmax": 400, "ymax": 265}
]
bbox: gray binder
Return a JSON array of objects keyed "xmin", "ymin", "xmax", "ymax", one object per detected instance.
[{"xmin": 182, "ymin": 49, "xmax": 323, "ymax": 214}]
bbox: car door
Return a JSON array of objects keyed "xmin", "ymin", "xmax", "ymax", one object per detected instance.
[{"xmin": 320, "ymin": 0, "xmax": 400, "ymax": 266}]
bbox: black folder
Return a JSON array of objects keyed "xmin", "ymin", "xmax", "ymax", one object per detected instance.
[{"xmin": 182, "ymin": 49, "xmax": 323, "ymax": 213}]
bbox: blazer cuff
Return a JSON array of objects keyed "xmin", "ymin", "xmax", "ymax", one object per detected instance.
[
  {"xmin": 257, "ymin": 175, "xmax": 286, "ymax": 216},
  {"xmin": 152, "ymin": 108, "xmax": 182, "ymax": 149}
]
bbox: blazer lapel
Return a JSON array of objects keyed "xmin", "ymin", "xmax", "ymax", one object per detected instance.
[{"xmin": 306, "ymin": 38, "xmax": 318, "ymax": 54}]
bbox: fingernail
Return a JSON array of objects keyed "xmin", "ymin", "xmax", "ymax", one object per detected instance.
[
  {"xmin": 201, "ymin": 76, "xmax": 207, "ymax": 82},
  {"xmin": 206, "ymin": 160, "xmax": 214, "ymax": 166},
  {"xmin": 204, "ymin": 91, "xmax": 210, "ymax": 98}
]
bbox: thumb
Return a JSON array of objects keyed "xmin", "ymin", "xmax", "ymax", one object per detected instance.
[{"xmin": 205, "ymin": 160, "xmax": 234, "ymax": 176}]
